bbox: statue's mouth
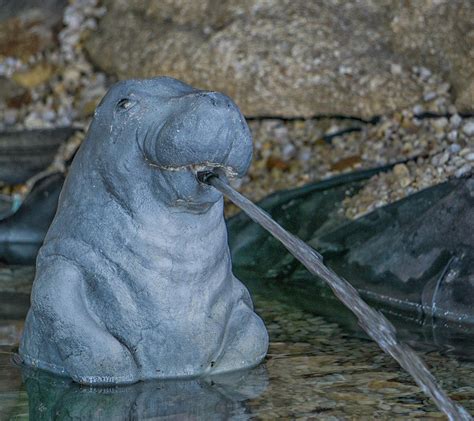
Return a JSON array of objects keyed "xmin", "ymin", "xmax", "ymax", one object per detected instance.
[
  {"xmin": 149, "ymin": 161, "xmax": 239, "ymax": 211},
  {"xmin": 141, "ymin": 113, "xmax": 251, "ymax": 210},
  {"xmin": 157, "ymin": 162, "xmax": 238, "ymax": 179}
]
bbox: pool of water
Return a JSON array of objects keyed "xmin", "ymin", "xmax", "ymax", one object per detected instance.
[{"xmin": 1, "ymin": 292, "xmax": 474, "ymax": 420}]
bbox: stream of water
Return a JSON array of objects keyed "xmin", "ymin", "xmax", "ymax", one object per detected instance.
[{"xmin": 203, "ymin": 172, "xmax": 472, "ymax": 421}]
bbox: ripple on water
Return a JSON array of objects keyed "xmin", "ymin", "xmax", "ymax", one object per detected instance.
[{"xmin": 1, "ymin": 294, "xmax": 474, "ymax": 419}]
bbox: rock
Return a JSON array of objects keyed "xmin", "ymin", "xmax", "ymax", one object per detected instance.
[
  {"xmin": 11, "ymin": 62, "xmax": 56, "ymax": 88},
  {"xmin": 450, "ymin": 114, "xmax": 463, "ymax": 128},
  {"xmin": 85, "ymin": 0, "xmax": 474, "ymax": 118},
  {"xmin": 438, "ymin": 151, "xmax": 450, "ymax": 166},
  {"xmin": 447, "ymin": 131, "xmax": 458, "ymax": 142},
  {"xmin": 455, "ymin": 164, "xmax": 472, "ymax": 178},
  {"xmin": 389, "ymin": 1, "xmax": 474, "ymax": 113},
  {"xmin": 449, "ymin": 144, "xmax": 461, "ymax": 154},
  {"xmin": 463, "ymin": 121, "xmax": 474, "ymax": 137},
  {"xmin": 0, "ymin": 0, "xmax": 68, "ymax": 60},
  {"xmin": 0, "ymin": 77, "xmax": 30, "ymax": 108},
  {"xmin": 393, "ymin": 163, "xmax": 409, "ymax": 178}
]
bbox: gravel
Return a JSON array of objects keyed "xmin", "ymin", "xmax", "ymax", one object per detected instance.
[{"xmin": 0, "ymin": 0, "xmax": 107, "ymax": 131}]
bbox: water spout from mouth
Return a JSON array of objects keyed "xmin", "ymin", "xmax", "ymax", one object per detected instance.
[
  {"xmin": 199, "ymin": 171, "xmax": 472, "ymax": 421},
  {"xmin": 197, "ymin": 170, "xmax": 218, "ymax": 184}
]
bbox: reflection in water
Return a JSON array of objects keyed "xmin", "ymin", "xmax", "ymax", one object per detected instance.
[
  {"xmin": 3, "ymin": 297, "xmax": 474, "ymax": 418},
  {"xmin": 22, "ymin": 365, "xmax": 268, "ymax": 420}
]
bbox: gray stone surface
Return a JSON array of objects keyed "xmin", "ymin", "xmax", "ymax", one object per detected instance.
[
  {"xmin": 85, "ymin": 0, "xmax": 474, "ymax": 118},
  {"xmin": 19, "ymin": 77, "xmax": 268, "ymax": 385}
]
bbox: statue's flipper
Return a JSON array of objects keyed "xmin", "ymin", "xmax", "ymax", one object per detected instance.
[
  {"xmin": 20, "ymin": 256, "xmax": 139, "ymax": 385},
  {"xmin": 211, "ymin": 299, "xmax": 268, "ymax": 375}
]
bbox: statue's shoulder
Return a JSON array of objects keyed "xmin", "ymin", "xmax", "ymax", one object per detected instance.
[{"xmin": 38, "ymin": 236, "xmax": 99, "ymax": 271}]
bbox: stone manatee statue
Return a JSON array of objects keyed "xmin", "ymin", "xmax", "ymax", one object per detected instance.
[{"xmin": 19, "ymin": 77, "xmax": 269, "ymax": 385}]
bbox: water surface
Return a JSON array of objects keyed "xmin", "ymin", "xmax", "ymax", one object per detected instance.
[{"xmin": 1, "ymin": 293, "xmax": 474, "ymax": 419}]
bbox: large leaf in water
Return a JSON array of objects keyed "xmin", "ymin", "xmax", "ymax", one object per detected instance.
[{"xmin": 228, "ymin": 173, "xmax": 474, "ymax": 355}]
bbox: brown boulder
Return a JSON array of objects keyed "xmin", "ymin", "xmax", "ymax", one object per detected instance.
[
  {"xmin": 85, "ymin": 0, "xmax": 474, "ymax": 118},
  {"xmin": 0, "ymin": 0, "xmax": 67, "ymax": 60},
  {"xmin": 390, "ymin": 1, "xmax": 474, "ymax": 113}
]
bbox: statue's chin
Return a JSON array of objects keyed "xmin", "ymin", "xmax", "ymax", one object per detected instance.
[
  {"xmin": 154, "ymin": 171, "xmax": 222, "ymax": 212},
  {"xmin": 173, "ymin": 198, "xmax": 218, "ymax": 214}
]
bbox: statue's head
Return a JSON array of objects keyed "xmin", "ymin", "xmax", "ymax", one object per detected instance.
[{"xmin": 86, "ymin": 77, "xmax": 252, "ymax": 212}]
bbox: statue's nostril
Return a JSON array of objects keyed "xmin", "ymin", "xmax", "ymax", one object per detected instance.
[{"xmin": 205, "ymin": 92, "xmax": 218, "ymax": 107}]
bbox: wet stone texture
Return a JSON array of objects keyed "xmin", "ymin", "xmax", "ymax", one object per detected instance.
[{"xmin": 2, "ymin": 295, "xmax": 474, "ymax": 419}]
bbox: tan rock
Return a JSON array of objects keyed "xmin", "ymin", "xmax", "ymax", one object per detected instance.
[
  {"xmin": 84, "ymin": 0, "xmax": 427, "ymax": 118},
  {"xmin": 393, "ymin": 163, "xmax": 410, "ymax": 178},
  {"xmin": 12, "ymin": 63, "xmax": 56, "ymax": 88},
  {"xmin": 86, "ymin": 0, "xmax": 474, "ymax": 117},
  {"xmin": 390, "ymin": 0, "xmax": 474, "ymax": 113},
  {"xmin": 0, "ymin": 0, "xmax": 66, "ymax": 60}
]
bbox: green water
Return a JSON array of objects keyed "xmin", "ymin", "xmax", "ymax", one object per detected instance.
[{"xmin": 1, "ymin": 294, "xmax": 474, "ymax": 420}]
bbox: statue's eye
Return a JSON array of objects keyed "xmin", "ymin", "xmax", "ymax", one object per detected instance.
[{"xmin": 116, "ymin": 98, "xmax": 136, "ymax": 111}]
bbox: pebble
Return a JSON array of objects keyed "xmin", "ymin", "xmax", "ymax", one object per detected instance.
[
  {"xmin": 462, "ymin": 121, "xmax": 474, "ymax": 136},
  {"xmin": 423, "ymin": 91, "xmax": 437, "ymax": 102},
  {"xmin": 393, "ymin": 164, "xmax": 409, "ymax": 177},
  {"xmin": 433, "ymin": 117, "xmax": 448, "ymax": 129},
  {"xmin": 416, "ymin": 66, "xmax": 432, "ymax": 81},
  {"xmin": 412, "ymin": 104, "xmax": 424, "ymax": 115},
  {"xmin": 450, "ymin": 113, "xmax": 462, "ymax": 128},
  {"xmin": 3, "ymin": 109, "xmax": 17, "ymax": 125},
  {"xmin": 390, "ymin": 63, "xmax": 402, "ymax": 75},
  {"xmin": 449, "ymin": 143, "xmax": 461, "ymax": 153},
  {"xmin": 282, "ymin": 143, "xmax": 296, "ymax": 160},
  {"xmin": 455, "ymin": 164, "xmax": 472, "ymax": 178},
  {"xmin": 399, "ymin": 177, "xmax": 412, "ymax": 188},
  {"xmin": 447, "ymin": 130, "xmax": 458, "ymax": 142},
  {"xmin": 438, "ymin": 151, "xmax": 450, "ymax": 165}
]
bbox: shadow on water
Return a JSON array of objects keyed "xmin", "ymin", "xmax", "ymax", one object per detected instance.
[{"xmin": 16, "ymin": 364, "xmax": 268, "ymax": 420}]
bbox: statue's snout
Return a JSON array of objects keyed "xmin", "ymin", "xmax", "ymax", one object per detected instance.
[
  {"xmin": 147, "ymin": 91, "xmax": 253, "ymax": 177},
  {"xmin": 195, "ymin": 91, "xmax": 228, "ymax": 107}
]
